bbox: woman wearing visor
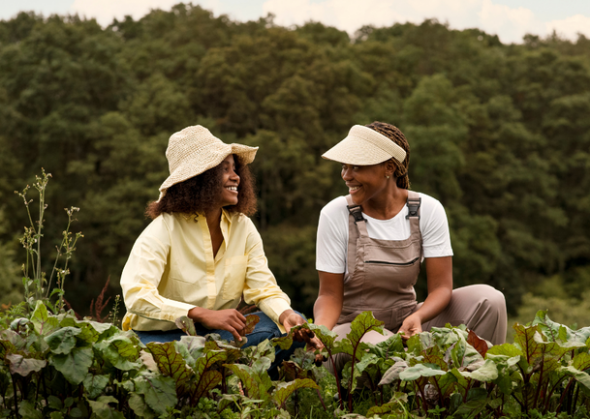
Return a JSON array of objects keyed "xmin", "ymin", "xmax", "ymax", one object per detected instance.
[{"xmin": 313, "ymin": 122, "xmax": 507, "ymax": 370}]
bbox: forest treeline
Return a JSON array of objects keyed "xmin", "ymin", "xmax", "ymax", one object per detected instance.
[{"xmin": 0, "ymin": 4, "xmax": 589, "ymax": 319}]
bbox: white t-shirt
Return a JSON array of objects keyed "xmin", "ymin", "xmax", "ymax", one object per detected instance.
[{"xmin": 316, "ymin": 193, "xmax": 453, "ymax": 274}]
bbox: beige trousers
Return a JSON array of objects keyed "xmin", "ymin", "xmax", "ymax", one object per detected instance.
[{"xmin": 327, "ymin": 284, "xmax": 507, "ymax": 374}]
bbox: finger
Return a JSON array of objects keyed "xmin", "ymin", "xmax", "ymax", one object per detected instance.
[
  {"xmin": 236, "ymin": 311, "xmax": 247, "ymax": 323},
  {"xmin": 227, "ymin": 327, "xmax": 242, "ymax": 342},
  {"xmin": 229, "ymin": 319, "xmax": 245, "ymax": 335}
]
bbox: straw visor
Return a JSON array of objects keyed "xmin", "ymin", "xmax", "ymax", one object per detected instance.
[
  {"xmin": 322, "ymin": 125, "xmax": 406, "ymax": 165},
  {"xmin": 158, "ymin": 125, "xmax": 258, "ymax": 201}
]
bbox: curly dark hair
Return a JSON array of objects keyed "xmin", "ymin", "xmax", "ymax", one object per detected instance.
[
  {"xmin": 366, "ymin": 121, "xmax": 411, "ymax": 189},
  {"xmin": 146, "ymin": 155, "xmax": 257, "ymax": 219}
]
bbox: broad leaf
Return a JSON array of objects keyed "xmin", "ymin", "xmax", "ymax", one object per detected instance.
[
  {"xmin": 83, "ymin": 374, "xmax": 110, "ymax": 399},
  {"xmin": 96, "ymin": 333, "xmax": 141, "ymax": 371},
  {"xmin": 534, "ymin": 310, "xmax": 590, "ymax": 348},
  {"xmin": 50, "ymin": 346, "xmax": 93, "ymax": 385},
  {"xmin": 147, "ymin": 342, "xmax": 193, "ymax": 393},
  {"xmin": 399, "ymin": 363, "xmax": 447, "ymax": 381},
  {"xmin": 273, "ymin": 378, "xmax": 318, "ymax": 408},
  {"xmin": 379, "ymin": 358, "xmax": 408, "ymax": 385},
  {"xmin": 460, "ymin": 359, "xmax": 499, "ymax": 382},
  {"xmin": 347, "ymin": 311, "xmax": 384, "ymax": 351},
  {"xmin": 87, "ymin": 396, "xmax": 125, "ymax": 419},
  {"xmin": 45, "ymin": 327, "xmax": 81, "ymax": 354},
  {"xmin": 31, "ymin": 301, "xmax": 59, "ymax": 336},
  {"xmin": 192, "ymin": 370, "xmax": 223, "ymax": 401},
  {"xmin": 133, "ymin": 371, "xmax": 177, "ymax": 415},
  {"xmin": 224, "ymin": 364, "xmax": 259, "ymax": 398},
  {"xmin": 467, "ymin": 330, "xmax": 489, "ymax": 357},
  {"xmin": 18, "ymin": 400, "xmax": 43, "ymax": 419},
  {"xmin": 6, "ymin": 354, "xmax": 46, "ymax": 377},
  {"xmin": 127, "ymin": 393, "xmax": 156, "ymax": 419}
]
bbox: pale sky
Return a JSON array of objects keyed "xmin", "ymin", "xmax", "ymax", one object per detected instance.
[{"xmin": 1, "ymin": 0, "xmax": 590, "ymax": 44}]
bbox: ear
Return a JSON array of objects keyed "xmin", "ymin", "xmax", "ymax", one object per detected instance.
[{"xmin": 384, "ymin": 159, "xmax": 396, "ymax": 177}]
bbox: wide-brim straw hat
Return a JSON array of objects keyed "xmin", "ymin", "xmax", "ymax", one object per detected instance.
[
  {"xmin": 158, "ymin": 125, "xmax": 258, "ymax": 201},
  {"xmin": 322, "ymin": 125, "xmax": 406, "ymax": 165}
]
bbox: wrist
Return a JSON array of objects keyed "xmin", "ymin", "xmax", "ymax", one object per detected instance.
[
  {"xmin": 279, "ymin": 309, "xmax": 295, "ymax": 325},
  {"xmin": 188, "ymin": 307, "xmax": 208, "ymax": 323}
]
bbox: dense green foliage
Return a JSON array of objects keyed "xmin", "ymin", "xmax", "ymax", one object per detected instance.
[
  {"xmin": 1, "ymin": 4, "xmax": 590, "ymax": 317},
  {"xmin": 3, "ymin": 300, "xmax": 590, "ymax": 418}
]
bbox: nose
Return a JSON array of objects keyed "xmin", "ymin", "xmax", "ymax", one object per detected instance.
[
  {"xmin": 342, "ymin": 167, "xmax": 352, "ymax": 181},
  {"xmin": 230, "ymin": 170, "xmax": 240, "ymax": 183}
]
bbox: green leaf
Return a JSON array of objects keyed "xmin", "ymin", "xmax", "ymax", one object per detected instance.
[
  {"xmin": 533, "ymin": 310, "xmax": 590, "ymax": 348},
  {"xmin": 83, "ymin": 374, "xmax": 110, "ymax": 399},
  {"xmin": 133, "ymin": 371, "xmax": 178, "ymax": 416},
  {"xmin": 50, "ymin": 346, "xmax": 93, "ymax": 385},
  {"xmin": 400, "ymin": 363, "xmax": 447, "ymax": 381},
  {"xmin": 379, "ymin": 358, "xmax": 408, "ymax": 385},
  {"xmin": 486, "ymin": 343, "xmax": 524, "ymax": 357},
  {"xmin": 460, "ymin": 359, "xmax": 499, "ymax": 382},
  {"xmin": 87, "ymin": 396, "xmax": 125, "ymax": 419},
  {"xmin": 147, "ymin": 341, "xmax": 193, "ymax": 393},
  {"xmin": 573, "ymin": 352, "xmax": 590, "ymax": 371},
  {"xmin": 347, "ymin": 311, "xmax": 384, "ymax": 351},
  {"xmin": 559, "ymin": 366, "xmax": 590, "ymax": 390},
  {"xmin": 96, "ymin": 333, "xmax": 141, "ymax": 371},
  {"xmin": 407, "ymin": 332, "xmax": 435, "ymax": 354},
  {"xmin": 192, "ymin": 370, "xmax": 223, "ymax": 401},
  {"xmin": 47, "ymin": 395, "xmax": 63, "ymax": 410},
  {"xmin": 369, "ymin": 333, "xmax": 404, "ymax": 358},
  {"xmin": 224, "ymin": 363, "xmax": 259, "ymax": 398},
  {"xmin": 272, "ymin": 378, "xmax": 318, "ymax": 408},
  {"xmin": 128, "ymin": 393, "xmax": 156, "ymax": 419},
  {"xmin": 175, "ymin": 315, "xmax": 197, "ymax": 336},
  {"xmin": 6, "ymin": 354, "xmax": 46, "ymax": 377},
  {"xmin": 18, "ymin": 400, "xmax": 43, "ymax": 419},
  {"xmin": 45, "ymin": 327, "xmax": 81, "ymax": 354},
  {"xmin": 31, "ymin": 300, "xmax": 59, "ymax": 336},
  {"xmin": 272, "ymin": 334, "xmax": 294, "ymax": 350},
  {"xmin": 366, "ymin": 392, "xmax": 408, "ymax": 417}
]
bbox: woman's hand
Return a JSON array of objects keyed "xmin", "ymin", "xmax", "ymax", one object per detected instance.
[
  {"xmin": 188, "ymin": 307, "xmax": 246, "ymax": 342},
  {"xmin": 279, "ymin": 309, "xmax": 323, "ymax": 351},
  {"xmin": 398, "ymin": 313, "xmax": 422, "ymax": 340}
]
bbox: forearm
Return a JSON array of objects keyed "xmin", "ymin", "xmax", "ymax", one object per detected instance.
[
  {"xmin": 313, "ymin": 294, "xmax": 343, "ymax": 330},
  {"xmin": 413, "ymin": 286, "xmax": 452, "ymax": 323}
]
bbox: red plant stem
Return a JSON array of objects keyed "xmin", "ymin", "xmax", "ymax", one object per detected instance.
[
  {"xmin": 533, "ymin": 351, "xmax": 545, "ymax": 409},
  {"xmin": 545, "ymin": 376, "xmax": 569, "ymax": 412},
  {"xmin": 315, "ymin": 388, "xmax": 328, "ymax": 411},
  {"xmin": 327, "ymin": 351, "xmax": 344, "ymax": 411},
  {"xmin": 416, "ymin": 381, "xmax": 429, "ymax": 416},
  {"xmin": 463, "ymin": 378, "xmax": 472, "ymax": 403},
  {"xmin": 432, "ymin": 377, "xmax": 444, "ymax": 407},
  {"xmin": 11, "ymin": 374, "xmax": 19, "ymax": 418},
  {"xmin": 572, "ymin": 382, "xmax": 580, "ymax": 415},
  {"xmin": 556, "ymin": 378, "xmax": 575, "ymax": 413}
]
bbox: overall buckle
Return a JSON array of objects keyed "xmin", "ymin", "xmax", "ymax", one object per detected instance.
[
  {"xmin": 347, "ymin": 204, "xmax": 365, "ymax": 223},
  {"xmin": 406, "ymin": 198, "xmax": 421, "ymax": 220}
]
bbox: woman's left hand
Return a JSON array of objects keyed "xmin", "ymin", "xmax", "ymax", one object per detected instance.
[{"xmin": 398, "ymin": 313, "xmax": 422, "ymax": 340}]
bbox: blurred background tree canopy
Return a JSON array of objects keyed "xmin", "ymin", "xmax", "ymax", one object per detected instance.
[{"xmin": 1, "ymin": 4, "xmax": 589, "ymax": 323}]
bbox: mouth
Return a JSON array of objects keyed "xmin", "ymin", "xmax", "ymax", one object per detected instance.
[
  {"xmin": 348, "ymin": 185, "xmax": 361, "ymax": 194},
  {"xmin": 225, "ymin": 186, "xmax": 238, "ymax": 193}
]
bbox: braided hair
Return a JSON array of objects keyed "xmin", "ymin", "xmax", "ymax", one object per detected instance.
[{"xmin": 365, "ymin": 121, "xmax": 411, "ymax": 189}]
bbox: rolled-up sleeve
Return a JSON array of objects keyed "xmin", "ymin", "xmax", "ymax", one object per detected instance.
[
  {"xmin": 241, "ymin": 222, "xmax": 292, "ymax": 326},
  {"xmin": 120, "ymin": 219, "xmax": 194, "ymax": 329}
]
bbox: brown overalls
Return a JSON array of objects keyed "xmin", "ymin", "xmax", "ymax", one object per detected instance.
[{"xmin": 329, "ymin": 192, "xmax": 507, "ymax": 373}]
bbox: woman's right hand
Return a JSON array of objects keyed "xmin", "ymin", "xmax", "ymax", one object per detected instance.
[{"xmin": 188, "ymin": 307, "xmax": 247, "ymax": 342}]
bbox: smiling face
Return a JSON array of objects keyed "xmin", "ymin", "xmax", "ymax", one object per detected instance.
[
  {"xmin": 341, "ymin": 161, "xmax": 393, "ymax": 206},
  {"xmin": 219, "ymin": 154, "xmax": 240, "ymax": 207}
]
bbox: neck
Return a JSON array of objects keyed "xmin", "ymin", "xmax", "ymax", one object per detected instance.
[
  {"xmin": 363, "ymin": 184, "xmax": 408, "ymax": 220},
  {"xmin": 205, "ymin": 207, "xmax": 223, "ymax": 227}
]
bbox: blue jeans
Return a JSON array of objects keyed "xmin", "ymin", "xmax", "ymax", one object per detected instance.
[{"xmin": 134, "ymin": 311, "xmax": 305, "ymax": 378}]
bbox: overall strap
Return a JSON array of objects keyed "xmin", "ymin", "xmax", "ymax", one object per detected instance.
[
  {"xmin": 406, "ymin": 190, "xmax": 423, "ymax": 250},
  {"xmin": 406, "ymin": 191, "xmax": 421, "ymax": 220},
  {"xmin": 345, "ymin": 195, "xmax": 369, "ymax": 237}
]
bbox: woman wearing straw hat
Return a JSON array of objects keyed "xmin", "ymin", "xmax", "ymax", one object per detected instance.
[
  {"xmin": 313, "ymin": 121, "xmax": 507, "ymax": 371},
  {"xmin": 120, "ymin": 125, "xmax": 312, "ymax": 362}
]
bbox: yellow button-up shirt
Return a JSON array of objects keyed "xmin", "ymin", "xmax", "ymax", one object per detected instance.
[{"xmin": 121, "ymin": 210, "xmax": 292, "ymax": 332}]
